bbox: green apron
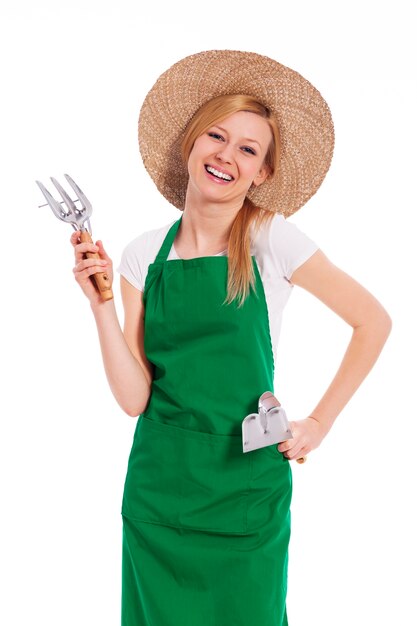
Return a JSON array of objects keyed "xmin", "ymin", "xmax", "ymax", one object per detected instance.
[{"xmin": 121, "ymin": 215, "xmax": 293, "ymax": 625}]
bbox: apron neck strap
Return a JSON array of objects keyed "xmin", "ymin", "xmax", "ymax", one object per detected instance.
[{"xmin": 154, "ymin": 215, "xmax": 183, "ymax": 264}]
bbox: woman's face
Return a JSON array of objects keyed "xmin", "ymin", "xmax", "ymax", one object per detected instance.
[{"xmin": 186, "ymin": 111, "xmax": 272, "ymax": 205}]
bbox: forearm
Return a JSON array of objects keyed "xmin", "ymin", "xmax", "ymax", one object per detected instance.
[
  {"xmin": 91, "ymin": 299, "xmax": 151, "ymax": 417},
  {"xmin": 309, "ymin": 313, "xmax": 392, "ymax": 435}
]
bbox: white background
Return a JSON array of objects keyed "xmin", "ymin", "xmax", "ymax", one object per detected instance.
[{"xmin": 1, "ymin": 1, "xmax": 415, "ymax": 624}]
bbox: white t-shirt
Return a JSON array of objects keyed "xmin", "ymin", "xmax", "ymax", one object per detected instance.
[{"xmin": 116, "ymin": 213, "xmax": 319, "ymax": 365}]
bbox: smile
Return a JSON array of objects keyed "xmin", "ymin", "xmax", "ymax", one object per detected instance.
[{"xmin": 204, "ymin": 165, "xmax": 234, "ymax": 182}]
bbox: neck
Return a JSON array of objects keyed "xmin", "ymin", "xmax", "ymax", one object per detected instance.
[{"xmin": 180, "ymin": 188, "xmax": 244, "ymax": 251}]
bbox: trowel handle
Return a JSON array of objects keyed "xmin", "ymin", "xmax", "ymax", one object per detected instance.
[
  {"xmin": 296, "ymin": 456, "xmax": 307, "ymax": 464},
  {"xmin": 80, "ymin": 230, "xmax": 113, "ymax": 301}
]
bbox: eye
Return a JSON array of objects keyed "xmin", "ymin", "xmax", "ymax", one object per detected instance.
[
  {"xmin": 208, "ymin": 132, "xmax": 224, "ymax": 141},
  {"xmin": 242, "ymin": 146, "xmax": 256, "ymax": 155},
  {"xmin": 207, "ymin": 132, "xmax": 256, "ymax": 155}
]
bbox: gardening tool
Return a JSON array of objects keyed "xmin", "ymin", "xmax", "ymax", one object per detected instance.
[
  {"xmin": 36, "ymin": 173, "xmax": 113, "ymax": 301},
  {"xmin": 242, "ymin": 391, "xmax": 307, "ymax": 463}
]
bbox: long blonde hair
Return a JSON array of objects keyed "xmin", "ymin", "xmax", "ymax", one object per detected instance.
[{"xmin": 180, "ymin": 94, "xmax": 281, "ymax": 308}]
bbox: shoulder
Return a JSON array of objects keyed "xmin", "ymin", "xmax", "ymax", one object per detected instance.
[
  {"xmin": 117, "ymin": 218, "xmax": 177, "ymax": 290},
  {"xmin": 122, "ymin": 219, "xmax": 176, "ymax": 258},
  {"xmin": 250, "ymin": 212, "xmax": 314, "ymax": 242},
  {"xmin": 250, "ymin": 212, "xmax": 320, "ymax": 282}
]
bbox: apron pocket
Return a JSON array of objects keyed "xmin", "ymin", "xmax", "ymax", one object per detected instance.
[
  {"xmin": 263, "ymin": 442, "xmax": 288, "ymax": 460},
  {"xmin": 246, "ymin": 445, "xmax": 293, "ymax": 533},
  {"xmin": 122, "ymin": 416, "xmax": 252, "ymax": 535}
]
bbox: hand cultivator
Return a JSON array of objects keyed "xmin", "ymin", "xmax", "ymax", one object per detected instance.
[{"xmin": 36, "ymin": 174, "xmax": 113, "ymax": 301}]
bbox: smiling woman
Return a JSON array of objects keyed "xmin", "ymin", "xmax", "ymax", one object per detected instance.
[
  {"xmin": 177, "ymin": 95, "xmax": 282, "ymax": 306},
  {"xmin": 70, "ymin": 49, "xmax": 391, "ymax": 626},
  {"xmin": 114, "ymin": 50, "xmax": 338, "ymax": 626},
  {"xmin": 181, "ymin": 93, "xmax": 282, "ymax": 179}
]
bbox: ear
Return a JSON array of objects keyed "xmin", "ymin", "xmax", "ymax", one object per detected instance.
[{"xmin": 252, "ymin": 164, "xmax": 271, "ymax": 188}]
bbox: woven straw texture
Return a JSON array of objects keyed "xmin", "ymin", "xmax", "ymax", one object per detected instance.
[{"xmin": 138, "ymin": 50, "xmax": 335, "ymax": 216}]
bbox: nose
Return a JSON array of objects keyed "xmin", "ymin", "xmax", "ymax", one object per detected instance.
[{"xmin": 215, "ymin": 142, "xmax": 234, "ymax": 163}]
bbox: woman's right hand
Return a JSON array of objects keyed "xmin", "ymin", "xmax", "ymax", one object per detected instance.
[{"xmin": 70, "ymin": 230, "xmax": 113, "ymax": 307}]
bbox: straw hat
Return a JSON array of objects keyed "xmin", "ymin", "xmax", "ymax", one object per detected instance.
[{"xmin": 138, "ymin": 49, "xmax": 335, "ymax": 216}]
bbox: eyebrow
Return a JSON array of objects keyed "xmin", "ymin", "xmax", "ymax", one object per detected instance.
[{"xmin": 213, "ymin": 125, "xmax": 261, "ymax": 148}]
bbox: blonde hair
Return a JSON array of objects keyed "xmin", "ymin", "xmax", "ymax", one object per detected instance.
[{"xmin": 180, "ymin": 94, "xmax": 282, "ymax": 308}]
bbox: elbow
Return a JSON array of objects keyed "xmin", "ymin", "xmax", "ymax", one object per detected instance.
[
  {"xmin": 123, "ymin": 403, "xmax": 147, "ymax": 418},
  {"xmin": 384, "ymin": 313, "xmax": 393, "ymax": 336},
  {"xmin": 122, "ymin": 396, "xmax": 151, "ymax": 418},
  {"xmin": 378, "ymin": 308, "xmax": 393, "ymax": 338},
  {"xmin": 377, "ymin": 313, "xmax": 393, "ymax": 354},
  {"xmin": 366, "ymin": 299, "xmax": 393, "ymax": 334},
  {"xmin": 355, "ymin": 307, "xmax": 393, "ymax": 342},
  {"xmin": 124, "ymin": 407, "xmax": 142, "ymax": 418}
]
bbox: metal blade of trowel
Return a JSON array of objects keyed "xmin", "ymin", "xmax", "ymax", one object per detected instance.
[{"xmin": 242, "ymin": 391, "xmax": 293, "ymax": 453}]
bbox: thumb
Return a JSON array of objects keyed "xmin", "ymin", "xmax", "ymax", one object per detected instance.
[
  {"xmin": 288, "ymin": 420, "xmax": 296, "ymax": 435},
  {"xmin": 96, "ymin": 240, "xmax": 110, "ymax": 260}
]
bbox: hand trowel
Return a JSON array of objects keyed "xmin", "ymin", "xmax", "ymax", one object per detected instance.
[{"xmin": 242, "ymin": 391, "xmax": 307, "ymax": 463}]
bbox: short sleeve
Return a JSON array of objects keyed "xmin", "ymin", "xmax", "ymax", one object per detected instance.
[
  {"xmin": 116, "ymin": 233, "xmax": 146, "ymax": 292},
  {"xmin": 268, "ymin": 214, "xmax": 320, "ymax": 281}
]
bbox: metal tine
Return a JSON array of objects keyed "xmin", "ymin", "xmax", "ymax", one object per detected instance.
[
  {"xmin": 64, "ymin": 173, "xmax": 92, "ymax": 216},
  {"xmin": 50, "ymin": 176, "xmax": 79, "ymax": 218},
  {"xmin": 35, "ymin": 180, "xmax": 70, "ymax": 222}
]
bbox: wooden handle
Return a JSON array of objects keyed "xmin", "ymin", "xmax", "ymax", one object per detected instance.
[
  {"xmin": 296, "ymin": 456, "xmax": 307, "ymax": 464},
  {"xmin": 80, "ymin": 230, "xmax": 113, "ymax": 301}
]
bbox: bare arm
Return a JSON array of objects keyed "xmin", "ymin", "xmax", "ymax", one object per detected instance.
[
  {"xmin": 289, "ymin": 249, "xmax": 392, "ymax": 437},
  {"xmin": 91, "ymin": 294, "xmax": 152, "ymax": 417},
  {"xmin": 71, "ymin": 231, "xmax": 152, "ymax": 417},
  {"xmin": 119, "ymin": 275, "xmax": 154, "ymax": 389}
]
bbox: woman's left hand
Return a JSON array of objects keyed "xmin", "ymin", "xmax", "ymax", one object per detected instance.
[{"xmin": 277, "ymin": 416, "xmax": 327, "ymax": 460}]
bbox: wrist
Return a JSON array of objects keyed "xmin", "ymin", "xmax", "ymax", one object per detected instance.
[
  {"xmin": 307, "ymin": 414, "xmax": 330, "ymax": 439},
  {"xmin": 90, "ymin": 297, "xmax": 116, "ymax": 317}
]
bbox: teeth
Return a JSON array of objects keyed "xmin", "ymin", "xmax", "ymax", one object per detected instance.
[{"xmin": 206, "ymin": 165, "xmax": 233, "ymax": 181}]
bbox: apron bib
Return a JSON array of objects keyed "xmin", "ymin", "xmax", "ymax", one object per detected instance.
[{"xmin": 121, "ymin": 216, "xmax": 293, "ymax": 626}]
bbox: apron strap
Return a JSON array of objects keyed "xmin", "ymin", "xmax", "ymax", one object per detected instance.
[{"xmin": 154, "ymin": 215, "xmax": 183, "ymax": 264}]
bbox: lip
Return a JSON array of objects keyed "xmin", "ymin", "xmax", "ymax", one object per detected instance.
[{"xmin": 204, "ymin": 163, "xmax": 235, "ymax": 181}]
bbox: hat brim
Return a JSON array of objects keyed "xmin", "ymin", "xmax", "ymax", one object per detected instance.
[{"xmin": 138, "ymin": 49, "xmax": 335, "ymax": 216}]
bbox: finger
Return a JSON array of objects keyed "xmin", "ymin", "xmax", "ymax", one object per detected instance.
[
  {"xmin": 75, "ymin": 256, "xmax": 108, "ymax": 269},
  {"xmin": 287, "ymin": 445, "xmax": 309, "ymax": 460},
  {"xmin": 277, "ymin": 439, "xmax": 292, "ymax": 453},
  {"xmin": 74, "ymin": 265, "xmax": 108, "ymax": 283},
  {"xmin": 74, "ymin": 242, "xmax": 100, "ymax": 262},
  {"xmin": 96, "ymin": 240, "xmax": 111, "ymax": 261},
  {"xmin": 74, "ymin": 257, "xmax": 108, "ymax": 274},
  {"xmin": 277, "ymin": 444, "xmax": 295, "ymax": 459},
  {"xmin": 277, "ymin": 436, "xmax": 303, "ymax": 457},
  {"xmin": 70, "ymin": 230, "xmax": 81, "ymax": 246}
]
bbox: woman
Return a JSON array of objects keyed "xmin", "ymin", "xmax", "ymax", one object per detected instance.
[{"xmin": 71, "ymin": 50, "xmax": 392, "ymax": 625}]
